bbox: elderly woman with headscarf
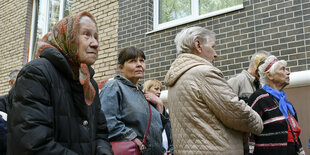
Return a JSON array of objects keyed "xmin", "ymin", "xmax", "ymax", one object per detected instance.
[
  {"xmin": 248, "ymin": 55, "xmax": 305, "ymax": 155},
  {"xmin": 7, "ymin": 12, "xmax": 113, "ymax": 154}
]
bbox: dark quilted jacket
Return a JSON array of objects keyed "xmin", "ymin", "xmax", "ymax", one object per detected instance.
[
  {"xmin": 7, "ymin": 47, "xmax": 113, "ymax": 155},
  {"xmin": 0, "ymin": 94, "xmax": 9, "ymax": 113}
]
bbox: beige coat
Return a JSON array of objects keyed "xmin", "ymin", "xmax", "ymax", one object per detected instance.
[
  {"xmin": 227, "ymin": 70, "xmax": 257, "ymax": 99},
  {"xmin": 164, "ymin": 54, "xmax": 263, "ymax": 155}
]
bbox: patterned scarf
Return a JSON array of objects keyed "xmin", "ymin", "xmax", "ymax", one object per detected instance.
[
  {"xmin": 263, "ymin": 84, "xmax": 295, "ymax": 119},
  {"xmin": 36, "ymin": 11, "xmax": 96, "ymax": 106}
]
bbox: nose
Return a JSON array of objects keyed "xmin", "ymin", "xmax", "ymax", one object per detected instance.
[
  {"xmin": 136, "ymin": 60, "xmax": 142, "ymax": 66},
  {"xmin": 214, "ymin": 51, "xmax": 218, "ymax": 58},
  {"xmin": 90, "ymin": 38, "xmax": 98, "ymax": 49}
]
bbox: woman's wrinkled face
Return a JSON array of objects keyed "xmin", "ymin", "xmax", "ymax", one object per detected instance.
[
  {"xmin": 77, "ymin": 18, "xmax": 98, "ymax": 65},
  {"xmin": 270, "ymin": 62, "xmax": 290, "ymax": 87},
  {"xmin": 149, "ymin": 84, "xmax": 161, "ymax": 97},
  {"xmin": 120, "ymin": 56, "xmax": 145, "ymax": 84}
]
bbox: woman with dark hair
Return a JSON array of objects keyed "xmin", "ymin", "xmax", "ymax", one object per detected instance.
[
  {"xmin": 7, "ymin": 11, "xmax": 113, "ymax": 154},
  {"xmin": 248, "ymin": 55, "xmax": 305, "ymax": 155},
  {"xmin": 99, "ymin": 47, "xmax": 168, "ymax": 154}
]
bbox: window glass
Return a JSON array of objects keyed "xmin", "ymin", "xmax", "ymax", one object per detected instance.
[
  {"xmin": 154, "ymin": 0, "xmax": 243, "ymax": 31},
  {"xmin": 29, "ymin": 0, "xmax": 71, "ymax": 61},
  {"xmin": 64, "ymin": 0, "xmax": 73, "ymax": 17},
  {"xmin": 31, "ymin": 0, "xmax": 46, "ymax": 61},
  {"xmin": 199, "ymin": 0, "xmax": 243, "ymax": 15},
  {"xmin": 48, "ymin": 0, "xmax": 61, "ymax": 31},
  {"xmin": 159, "ymin": 0, "xmax": 191, "ymax": 24}
]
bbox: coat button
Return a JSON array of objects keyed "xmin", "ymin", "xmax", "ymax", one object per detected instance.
[{"xmin": 83, "ymin": 120, "xmax": 88, "ymax": 126}]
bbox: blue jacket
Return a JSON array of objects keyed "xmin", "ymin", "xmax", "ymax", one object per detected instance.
[{"xmin": 100, "ymin": 75, "xmax": 168, "ymax": 154}]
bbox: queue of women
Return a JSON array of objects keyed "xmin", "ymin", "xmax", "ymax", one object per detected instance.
[{"xmin": 4, "ymin": 11, "xmax": 305, "ymax": 155}]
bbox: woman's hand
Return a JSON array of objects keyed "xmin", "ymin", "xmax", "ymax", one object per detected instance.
[
  {"xmin": 132, "ymin": 138, "xmax": 144, "ymax": 151},
  {"xmin": 164, "ymin": 151, "xmax": 171, "ymax": 155},
  {"xmin": 144, "ymin": 92, "xmax": 164, "ymax": 114}
]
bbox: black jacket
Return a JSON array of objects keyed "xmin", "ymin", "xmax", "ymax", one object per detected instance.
[
  {"xmin": 163, "ymin": 112, "xmax": 174, "ymax": 154},
  {"xmin": 248, "ymin": 89, "xmax": 303, "ymax": 155},
  {"xmin": 0, "ymin": 91, "xmax": 9, "ymax": 155},
  {"xmin": 7, "ymin": 47, "xmax": 113, "ymax": 155},
  {"xmin": 0, "ymin": 94, "xmax": 9, "ymax": 113},
  {"xmin": 0, "ymin": 117, "xmax": 7, "ymax": 154}
]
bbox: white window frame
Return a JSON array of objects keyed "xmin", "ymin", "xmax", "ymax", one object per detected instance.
[
  {"xmin": 28, "ymin": 0, "xmax": 66, "ymax": 61},
  {"xmin": 150, "ymin": 0, "xmax": 244, "ymax": 34}
]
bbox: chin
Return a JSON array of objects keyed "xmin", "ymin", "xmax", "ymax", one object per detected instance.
[
  {"xmin": 85, "ymin": 58, "xmax": 97, "ymax": 65},
  {"xmin": 283, "ymin": 82, "xmax": 289, "ymax": 88},
  {"xmin": 84, "ymin": 60, "xmax": 96, "ymax": 66},
  {"xmin": 135, "ymin": 75, "xmax": 144, "ymax": 79}
]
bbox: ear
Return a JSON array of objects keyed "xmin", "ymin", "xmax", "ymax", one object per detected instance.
[
  {"xmin": 266, "ymin": 72, "xmax": 273, "ymax": 81},
  {"xmin": 194, "ymin": 38, "xmax": 202, "ymax": 52},
  {"xmin": 9, "ymin": 80, "xmax": 14, "ymax": 86},
  {"xmin": 119, "ymin": 64, "xmax": 123, "ymax": 71}
]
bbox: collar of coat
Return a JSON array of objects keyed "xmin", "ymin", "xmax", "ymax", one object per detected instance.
[
  {"xmin": 39, "ymin": 47, "xmax": 95, "ymax": 81},
  {"xmin": 164, "ymin": 53, "xmax": 214, "ymax": 87},
  {"xmin": 114, "ymin": 75, "xmax": 143, "ymax": 91},
  {"xmin": 241, "ymin": 70, "xmax": 256, "ymax": 83}
]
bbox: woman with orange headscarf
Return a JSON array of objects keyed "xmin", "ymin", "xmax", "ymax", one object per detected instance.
[{"xmin": 7, "ymin": 11, "xmax": 113, "ymax": 154}]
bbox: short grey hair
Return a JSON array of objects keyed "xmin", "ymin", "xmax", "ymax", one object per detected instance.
[
  {"xmin": 174, "ymin": 27, "xmax": 216, "ymax": 54},
  {"xmin": 258, "ymin": 55, "xmax": 287, "ymax": 86},
  {"xmin": 79, "ymin": 16, "xmax": 96, "ymax": 25},
  {"xmin": 9, "ymin": 67, "xmax": 22, "ymax": 81}
]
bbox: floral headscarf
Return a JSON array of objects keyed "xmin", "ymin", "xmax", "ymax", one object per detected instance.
[{"xmin": 36, "ymin": 11, "xmax": 97, "ymax": 106}]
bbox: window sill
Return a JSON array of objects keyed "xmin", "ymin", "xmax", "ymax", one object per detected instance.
[{"xmin": 146, "ymin": 4, "xmax": 243, "ymax": 35}]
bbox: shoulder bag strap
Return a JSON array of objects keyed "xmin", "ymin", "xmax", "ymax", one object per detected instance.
[
  {"xmin": 142, "ymin": 102, "xmax": 152, "ymax": 145},
  {"xmin": 274, "ymin": 98, "xmax": 301, "ymax": 149},
  {"xmin": 287, "ymin": 116, "xmax": 301, "ymax": 148}
]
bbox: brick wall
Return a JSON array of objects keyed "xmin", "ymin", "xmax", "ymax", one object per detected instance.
[
  {"xmin": 0, "ymin": 0, "xmax": 32, "ymax": 95},
  {"xmin": 118, "ymin": 0, "xmax": 310, "ymax": 88},
  {"xmin": 118, "ymin": 0, "xmax": 159, "ymax": 80},
  {"xmin": 1, "ymin": 0, "xmax": 309, "ymax": 94},
  {"xmin": 72, "ymin": 0, "xmax": 119, "ymax": 82},
  {"xmin": 0, "ymin": 0, "xmax": 119, "ymax": 95}
]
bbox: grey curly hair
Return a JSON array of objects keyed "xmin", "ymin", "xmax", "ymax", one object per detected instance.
[
  {"xmin": 9, "ymin": 67, "xmax": 22, "ymax": 81},
  {"xmin": 174, "ymin": 27, "xmax": 215, "ymax": 54}
]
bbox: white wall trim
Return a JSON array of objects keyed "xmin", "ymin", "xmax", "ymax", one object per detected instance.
[
  {"xmin": 160, "ymin": 90, "xmax": 168, "ymax": 103},
  {"xmin": 160, "ymin": 70, "xmax": 310, "ymax": 102},
  {"xmin": 148, "ymin": 4, "xmax": 243, "ymax": 35},
  {"xmin": 28, "ymin": 0, "xmax": 38, "ymax": 61},
  {"xmin": 286, "ymin": 70, "xmax": 310, "ymax": 88},
  {"xmin": 59, "ymin": 0, "xmax": 65, "ymax": 20}
]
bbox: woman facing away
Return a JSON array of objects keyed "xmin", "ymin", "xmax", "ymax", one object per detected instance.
[
  {"xmin": 248, "ymin": 55, "xmax": 305, "ymax": 155},
  {"xmin": 99, "ymin": 47, "xmax": 169, "ymax": 154},
  {"xmin": 143, "ymin": 80, "xmax": 174, "ymax": 155},
  {"xmin": 7, "ymin": 11, "xmax": 113, "ymax": 154}
]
